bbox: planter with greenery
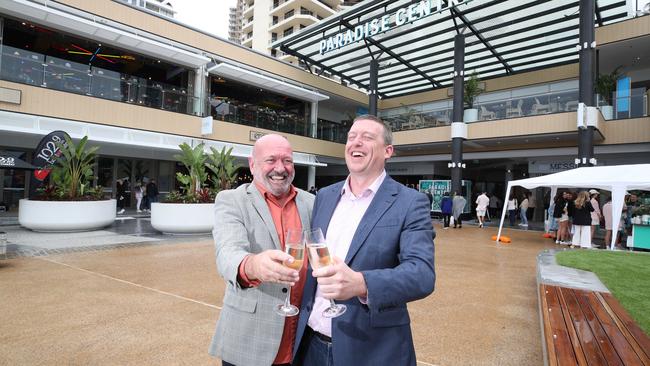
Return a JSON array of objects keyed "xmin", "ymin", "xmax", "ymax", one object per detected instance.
[
  {"xmin": 595, "ymin": 66, "xmax": 622, "ymax": 120},
  {"xmin": 463, "ymin": 71, "xmax": 483, "ymax": 122},
  {"xmin": 19, "ymin": 136, "xmax": 116, "ymax": 232},
  {"xmin": 150, "ymin": 143, "xmax": 239, "ymax": 234}
]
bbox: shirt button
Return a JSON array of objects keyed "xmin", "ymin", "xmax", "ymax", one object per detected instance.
[{"xmin": 282, "ymin": 288, "xmax": 288, "ymax": 293}]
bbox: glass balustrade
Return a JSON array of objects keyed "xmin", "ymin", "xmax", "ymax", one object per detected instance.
[
  {"xmin": 0, "ymin": 45, "xmax": 200, "ymax": 116},
  {"xmin": 597, "ymin": 88, "xmax": 648, "ymax": 120}
]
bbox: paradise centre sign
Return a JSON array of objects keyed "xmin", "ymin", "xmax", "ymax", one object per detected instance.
[{"xmin": 319, "ymin": 0, "xmax": 470, "ymax": 55}]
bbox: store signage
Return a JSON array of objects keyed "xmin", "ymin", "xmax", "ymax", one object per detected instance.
[
  {"xmin": 249, "ymin": 130, "xmax": 267, "ymax": 141},
  {"xmin": 419, "ymin": 179, "xmax": 471, "ymax": 213},
  {"xmin": 0, "ymin": 156, "xmax": 16, "ymax": 167},
  {"xmin": 319, "ymin": 0, "xmax": 470, "ymax": 55},
  {"xmin": 29, "ymin": 130, "xmax": 70, "ymax": 196},
  {"xmin": 528, "ymin": 160, "xmax": 578, "ymax": 174},
  {"xmin": 201, "ymin": 116, "xmax": 213, "ymax": 135}
]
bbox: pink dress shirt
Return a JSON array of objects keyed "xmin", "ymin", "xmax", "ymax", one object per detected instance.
[{"xmin": 307, "ymin": 170, "xmax": 386, "ymax": 337}]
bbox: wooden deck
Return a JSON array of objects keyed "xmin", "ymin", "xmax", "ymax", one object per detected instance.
[{"xmin": 540, "ymin": 284, "xmax": 650, "ymax": 365}]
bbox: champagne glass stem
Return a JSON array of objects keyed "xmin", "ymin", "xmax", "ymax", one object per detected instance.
[
  {"xmin": 329, "ymin": 299, "xmax": 337, "ymax": 308},
  {"xmin": 284, "ymin": 288, "xmax": 292, "ymax": 308}
]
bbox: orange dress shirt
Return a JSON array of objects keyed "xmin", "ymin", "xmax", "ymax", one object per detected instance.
[{"xmin": 237, "ymin": 183, "xmax": 306, "ymax": 365}]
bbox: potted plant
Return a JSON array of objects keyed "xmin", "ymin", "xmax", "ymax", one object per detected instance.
[
  {"xmin": 19, "ymin": 136, "xmax": 116, "ymax": 232},
  {"xmin": 595, "ymin": 66, "xmax": 622, "ymax": 120},
  {"xmin": 463, "ymin": 71, "xmax": 483, "ymax": 122},
  {"xmin": 150, "ymin": 143, "xmax": 239, "ymax": 234}
]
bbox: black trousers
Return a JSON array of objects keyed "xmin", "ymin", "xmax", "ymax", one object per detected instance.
[{"xmin": 443, "ymin": 214, "xmax": 451, "ymax": 227}]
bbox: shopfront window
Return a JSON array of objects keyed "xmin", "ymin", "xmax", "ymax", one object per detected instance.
[
  {"xmin": 0, "ymin": 18, "xmax": 198, "ymax": 115},
  {"xmin": 0, "ymin": 151, "xmax": 28, "ymax": 211},
  {"xmin": 209, "ymin": 77, "xmax": 310, "ymax": 138},
  {"xmin": 97, "ymin": 157, "xmax": 114, "ymax": 191}
]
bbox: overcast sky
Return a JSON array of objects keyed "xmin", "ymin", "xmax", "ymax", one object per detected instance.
[
  {"xmin": 170, "ymin": 0, "xmax": 237, "ymax": 39},
  {"xmin": 169, "ymin": 0, "xmax": 650, "ymax": 39}
]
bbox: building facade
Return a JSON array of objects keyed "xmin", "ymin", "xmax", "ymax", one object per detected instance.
[
  {"xmin": 238, "ymin": 0, "xmax": 343, "ymax": 63},
  {"xmin": 0, "ymin": 0, "xmax": 649, "ymax": 218}
]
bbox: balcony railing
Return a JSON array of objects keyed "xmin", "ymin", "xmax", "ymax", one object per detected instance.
[
  {"xmin": 209, "ymin": 100, "xmax": 347, "ymax": 143},
  {"xmin": 0, "ymin": 45, "xmax": 200, "ymax": 115},
  {"xmin": 380, "ymin": 86, "xmax": 649, "ymax": 132},
  {"xmin": 210, "ymin": 102, "xmax": 310, "ymax": 137}
]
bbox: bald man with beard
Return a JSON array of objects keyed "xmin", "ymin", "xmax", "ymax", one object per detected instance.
[{"xmin": 209, "ymin": 134, "xmax": 314, "ymax": 366}]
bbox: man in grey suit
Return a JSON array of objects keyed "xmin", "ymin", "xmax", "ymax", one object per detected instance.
[{"xmin": 209, "ymin": 134, "xmax": 314, "ymax": 366}]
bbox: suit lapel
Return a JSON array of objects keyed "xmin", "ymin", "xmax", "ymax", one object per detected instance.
[
  {"xmin": 344, "ymin": 177, "xmax": 399, "ymax": 264},
  {"xmin": 247, "ymin": 184, "xmax": 281, "ymax": 250},
  {"xmin": 295, "ymin": 191, "xmax": 311, "ymax": 231}
]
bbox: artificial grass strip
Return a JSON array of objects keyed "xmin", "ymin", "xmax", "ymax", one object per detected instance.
[{"xmin": 556, "ymin": 250, "xmax": 650, "ymax": 335}]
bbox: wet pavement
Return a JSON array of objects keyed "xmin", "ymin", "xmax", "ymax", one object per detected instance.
[
  {"xmin": 1, "ymin": 209, "xmax": 210, "ymax": 258},
  {"xmin": 0, "ymin": 220, "xmax": 561, "ymax": 365}
]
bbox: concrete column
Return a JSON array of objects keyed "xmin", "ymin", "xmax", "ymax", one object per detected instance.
[
  {"xmin": 307, "ymin": 165, "xmax": 316, "ymax": 191},
  {"xmin": 577, "ymin": 0, "xmax": 596, "ymax": 167},
  {"xmin": 310, "ymin": 101, "xmax": 318, "ymax": 138},
  {"xmin": 194, "ymin": 65, "xmax": 206, "ymax": 116},
  {"xmin": 451, "ymin": 33, "xmax": 466, "ymax": 196}
]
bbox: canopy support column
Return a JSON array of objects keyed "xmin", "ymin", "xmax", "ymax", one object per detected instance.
[
  {"xmin": 578, "ymin": 0, "xmax": 596, "ymax": 167},
  {"xmin": 369, "ymin": 58, "xmax": 378, "ymax": 116},
  {"xmin": 451, "ymin": 33, "xmax": 466, "ymax": 196}
]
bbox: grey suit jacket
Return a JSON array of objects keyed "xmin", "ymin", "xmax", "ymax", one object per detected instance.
[{"xmin": 209, "ymin": 183, "xmax": 314, "ymax": 366}]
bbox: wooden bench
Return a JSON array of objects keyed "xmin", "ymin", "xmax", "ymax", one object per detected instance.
[{"xmin": 540, "ymin": 284, "xmax": 650, "ymax": 365}]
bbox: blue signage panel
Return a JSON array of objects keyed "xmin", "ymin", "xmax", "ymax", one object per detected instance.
[{"xmin": 616, "ymin": 77, "xmax": 630, "ymax": 113}]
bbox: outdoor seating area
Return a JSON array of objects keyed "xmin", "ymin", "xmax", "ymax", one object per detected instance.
[{"xmin": 540, "ymin": 284, "xmax": 650, "ymax": 365}]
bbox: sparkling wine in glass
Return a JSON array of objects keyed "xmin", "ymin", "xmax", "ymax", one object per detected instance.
[
  {"xmin": 305, "ymin": 228, "xmax": 347, "ymax": 318},
  {"xmin": 275, "ymin": 228, "xmax": 303, "ymax": 317}
]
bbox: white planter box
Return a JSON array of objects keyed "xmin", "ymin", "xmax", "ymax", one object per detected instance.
[
  {"xmin": 463, "ymin": 108, "xmax": 478, "ymax": 122},
  {"xmin": 19, "ymin": 199, "xmax": 116, "ymax": 232},
  {"xmin": 150, "ymin": 202, "xmax": 214, "ymax": 234}
]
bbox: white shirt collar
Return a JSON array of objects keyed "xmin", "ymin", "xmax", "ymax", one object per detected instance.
[{"xmin": 341, "ymin": 170, "xmax": 387, "ymax": 199}]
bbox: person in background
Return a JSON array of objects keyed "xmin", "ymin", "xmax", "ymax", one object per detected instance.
[
  {"xmin": 589, "ymin": 189, "xmax": 602, "ymax": 247},
  {"xmin": 507, "ymin": 192, "xmax": 518, "ymax": 226},
  {"xmin": 116, "ymin": 179, "xmax": 126, "ymax": 214},
  {"xmin": 134, "ymin": 181, "xmax": 144, "ymax": 213},
  {"xmin": 602, "ymin": 197, "xmax": 626, "ymax": 249},
  {"xmin": 569, "ymin": 190, "xmax": 594, "ymax": 248},
  {"xmin": 441, "ymin": 191, "xmax": 453, "ymax": 229},
  {"xmin": 527, "ymin": 191, "xmax": 536, "ymax": 222},
  {"xmin": 475, "ymin": 191, "xmax": 489, "ymax": 228},
  {"xmin": 549, "ymin": 192, "xmax": 562, "ymax": 242},
  {"xmin": 554, "ymin": 191, "xmax": 572, "ymax": 245},
  {"xmin": 452, "ymin": 191, "xmax": 466, "ymax": 229},
  {"xmin": 489, "ymin": 194, "xmax": 501, "ymax": 220},
  {"xmin": 146, "ymin": 179, "xmax": 159, "ymax": 208},
  {"xmin": 424, "ymin": 189, "xmax": 434, "ymax": 215},
  {"xmin": 519, "ymin": 193, "xmax": 529, "ymax": 228},
  {"xmin": 308, "ymin": 186, "xmax": 317, "ymax": 195}
]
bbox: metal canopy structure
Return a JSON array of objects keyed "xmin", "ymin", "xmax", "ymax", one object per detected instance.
[{"xmin": 274, "ymin": 0, "xmax": 630, "ymax": 99}]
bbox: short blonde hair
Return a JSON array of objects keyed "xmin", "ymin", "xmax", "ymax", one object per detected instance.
[{"xmin": 352, "ymin": 114, "xmax": 393, "ymax": 145}]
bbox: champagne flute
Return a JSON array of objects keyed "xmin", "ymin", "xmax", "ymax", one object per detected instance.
[
  {"xmin": 275, "ymin": 228, "xmax": 303, "ymax": 317},
  {"xmin": 305, "ymin": 228, "xmax": 347, "ymax": 318}
]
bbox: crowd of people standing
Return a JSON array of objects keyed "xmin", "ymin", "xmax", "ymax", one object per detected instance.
[{"xmin": 115, "ymin": 178, "xmax": 159, "ymax": 214}]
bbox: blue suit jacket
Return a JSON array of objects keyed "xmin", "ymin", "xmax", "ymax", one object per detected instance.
[{"xmin": 294, "ymin": 176, "xmax": 436, "ymax": 365}]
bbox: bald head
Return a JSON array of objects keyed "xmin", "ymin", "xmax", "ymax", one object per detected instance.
[
  {"xmin": 252, "ymin": 134, "xmax": 291, "ymax": 158},
  {"xmin": 249, "ymin": 134, "xmax": 295, "ymax": 197}
]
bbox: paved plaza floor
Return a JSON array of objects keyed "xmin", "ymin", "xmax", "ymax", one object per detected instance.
[{"xmin": 0, "ymin": 219, "xmax": 558, "ymax": 365}]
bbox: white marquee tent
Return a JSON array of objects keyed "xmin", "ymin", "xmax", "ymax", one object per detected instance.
[{"xmin": 496, "ymin": 164, "xmax": 650, "ymax": 249}]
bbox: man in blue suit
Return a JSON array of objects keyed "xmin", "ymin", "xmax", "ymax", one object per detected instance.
[{"xmin": 293, "ymin": 115, "xmax": 436, "ymax": 365}]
